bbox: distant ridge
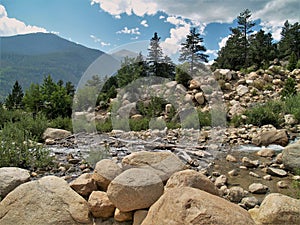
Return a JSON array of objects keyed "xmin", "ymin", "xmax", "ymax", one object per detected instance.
[{"xmin": 0, "ymin": 33, "xmax": 106, "ymax": 100}]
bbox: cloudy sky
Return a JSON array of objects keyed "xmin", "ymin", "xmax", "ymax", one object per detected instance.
[{"xmin": 0, "ymin": 0, "xmax": 299, "ymax": 63}]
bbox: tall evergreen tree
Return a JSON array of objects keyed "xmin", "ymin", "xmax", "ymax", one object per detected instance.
[
  {"xmin": 248, "ymin": 29, "xmax": 277, "ymax": 68},
  {"xmin": 147, "ymin": 32, "xmax": 163, "ymax": 76},
  {"xmin": 179, "ymin": 27, "xmax": 208, "ymax": 76},
  {"xmin": 236, "ymin": 9, "xmax": 256, "ymax": 66},
  {"xmin": 5, "ymin": 81, "xmax": 24, "ymax": 110},
  {"xmin": 279, "ymin": 21, "xmax": 300, "ymax": 60}
]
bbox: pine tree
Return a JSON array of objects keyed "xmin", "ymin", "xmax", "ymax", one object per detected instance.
[
  {"xmin": 287, "ymin": 52, "xmax": 297, "ymax": 71},
  {"xmin": 5, "ymin": 81, "xmax": 24, "ymax": 110},
  {"xmin": 279, "ymin": 21, "xmax": 300, "ymax": 60},
  {"xmin": 147, "ymin": 32, "xmax": 164, "ymax": 76},
  {"xmin": 179, "ymin": 27, "xmax": 208, "ymax": 76}
]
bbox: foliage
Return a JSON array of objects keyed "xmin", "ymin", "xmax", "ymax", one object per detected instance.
[
  {"xmin": 287, "ymin": 52, "xmax": 298, "ymax": 71},
  {"xmin": 175, "ymin": 63, "xmax": 192, "ymax": 88},
  {"xmin": 278, "ymin": 21, "xmax": 300, "ymax": 60},
  {"xmin": 0, "ymin": 121, "xmax": 53, "ymax": 169},
  {"xmin": 147, "ymin": 32, "xmax": 164, "ymax": 77},
  {"xmin": 4, "ymin": 81, "xmax": 24, "ymax": 110},
  {"xmin": 136, "ymin": 96, "xmax": 167, "ymax": 118},
  {"xmin": 49, "ymin": 116, "xmax": 72, "ymax": 131},
  {"xmin": 96, "ymin": 119, "xmax": 113, "ymax": 133},
  {"xmin": 179, "ymin": 27, "xmax": 208, "ymax": 76},
  {"xmin": 130, "ymin": 118, "xmax": 150, "ymax": 131},
  {"xmin": 280, "ymin": 77, "xmax": 297, "ymax": 99}
]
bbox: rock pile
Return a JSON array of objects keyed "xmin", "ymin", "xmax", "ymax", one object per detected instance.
[{"xmin": 1, "ymin": 149, "xmax": 299, "ymax": 225}]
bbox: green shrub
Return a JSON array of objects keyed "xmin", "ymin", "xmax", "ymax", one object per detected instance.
[
  {"xmin": 129, "ymin": 118, "xmax": 150, "ymax": 131},
  {"xmin": 0, "ymin": 122, "xmax": 53, "ymax": 169},
  {"xmin": 281, "ymin": 77, "xmax": 297, "ymax": 99},
  {"xmin": 49, "ymin": 116, "xmax": 72, "ymax": 131},
  {"xmin": 287, "ymin": 52, "xmax": 297, "ymax": 71},
  {"xmin": 285, "ymin": 94, "xmax": 300, "ymax": 122},
  {"xmin": 296, "ymin": 60, "xmax": 300, "ymax": 69},
  {"xmin": 244, "ymin": 101, "xmax": 284, "ymax": 127},
  {"xmin": 96, "ymin": 119, "xmax": 113, "ymax": 133},
  {"xmin": 230, "ymin": 115, "xmax": 243, "ymax": 127}
]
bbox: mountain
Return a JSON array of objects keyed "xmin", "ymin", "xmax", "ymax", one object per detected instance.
[{"xmin": 0, "ymin": 33, "xmax": 107, "ymax": 100}]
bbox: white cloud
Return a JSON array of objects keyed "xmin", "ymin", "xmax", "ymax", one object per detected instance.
[
  {"xmin": 90, "ymin": 34, "xmax": 101, "ymax": 43},
  {"xmin": 161, "ymin": 23, "xmax": 191, "ymax": 55},
  {"xmin": 0, "ymin": 5, "xmax": 47, "ymax": 36},
  {"xmin": 115, "ymin": 15, "xmax": 121, "ymax": 19},
  {"xmin": 159, "ymin": 15, "xmax": 165, "ymax": 19},
  {"xmin": 141, "ymin": 20, "xmax": 148, "ymax": 27},
  {"xmin": 116, "ymin": 27, "xmax": 141, "ymax": 35},
  {"xmin": 218, "ymin": 35, "xmax": 230, "ymax": 49},
  {"xmin": 131, "ymin": 36, "xmax": 139, "ymax": 40},
  {"xmin": 166, "ymin": 16, "xmax": 186, "ymax": 26},
  {"xmin": 90, "ymin": 0, "xmax": 158, "ymax": 17},
  {"xmin": 206, "ymin": 49, "xmax": 218, "ymax": 57},
  {"xmin": 101, "ymin": 41, "xmax": 111, "ymax": 46}
]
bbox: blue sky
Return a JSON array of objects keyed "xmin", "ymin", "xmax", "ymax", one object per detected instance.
[{"xmin": 0, "ymin": 0, "xmax": 299, "ymax": 63}]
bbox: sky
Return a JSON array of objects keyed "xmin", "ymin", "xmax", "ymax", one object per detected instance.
[{"xmin": 0, "ymin": 0, "xmax": 299, "ymax": 64}]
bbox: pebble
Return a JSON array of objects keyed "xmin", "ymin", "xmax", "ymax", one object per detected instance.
[
  {"xmin": 249, "ymin": 171, "xmax": 260, "ymax": 178},
  {"xmin": 277, "ymin": 181, "xmax": 288, "ymax": 189},
  {"xmin": 228, "ymin": 169, "xmax": 238, "ymax": 176}
]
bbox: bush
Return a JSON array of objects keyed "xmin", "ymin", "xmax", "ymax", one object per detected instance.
[
  {"xmin": 287, "ymin": 52, "xmax": 297, "ymax": 71},
  {"xmin": 281, "ymin": 77, "xmax": 297, "ymax": 99},
  {"xmin": 0, "ymin": 122, "xmax": 53, "ymax": 169},
  {"xmin": 49, "ymin": 116, "xmax": 72, "ymax": 131},
  {"xmin": 130, "ymin": 118, "xmax": 150, "ymax": 131},
  {"xmin": 96, "ymin": 119, "xmax": 113, "ymax": 133},
  {"xmin": 244, "ymin": 101, "xmax": 284, "ymax": 127}
]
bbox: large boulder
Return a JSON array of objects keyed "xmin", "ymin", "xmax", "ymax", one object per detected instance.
[
  {"xmin": 249, "ymin": 193, "xmax": 300, "ymax": 225},
  {"xmin": 107, "ymin": 168, "xmax": 164, "ymax": 212},
  {"xmin": 122, "ymin": 151, "xmax": 185, "ymax": 182},
  {"xmin": 165, "ymin": 169, "xmax": 220, "ymax": 196},
  {"xmin": 141, "ymin": 187, "xmax": 255, "ymax": 225},
  {"xmin": 0, "ymin": 176, "xmax": 91, "ymax": 225},
  {"xmin": 42, "ymin": 128, "xmax": 71, "ymax": 141},
  {"xmin": 92, "ymin": 159, "xmax": 123, "ymax": 191},
  {"xmin": 252, "ymin": 129, "xmax": 288, "ymax": 147},
  {"xmin": 282, "ymin": 142, "xmax": 300, "ymax": 171},
  {"xmin": 0, "ymin": 167, "xmax": 30, "ymax": 198}
]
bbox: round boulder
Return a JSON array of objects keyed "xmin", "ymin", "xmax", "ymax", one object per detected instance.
[{"xmin": 107, "ymin": 168, "xmax": 164, "ymax": 212}]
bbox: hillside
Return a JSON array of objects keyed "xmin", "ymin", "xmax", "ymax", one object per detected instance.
[{"xmin": 0, "ymin": 33, "xmax": 105, "ymax": 100}]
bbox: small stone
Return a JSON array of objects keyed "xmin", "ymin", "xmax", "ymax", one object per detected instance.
[
  {"xmin": 263, "ymin": 175, "xmax": 272, "ymax": 180},
  {"xmin": 240, "ymin": 196, "xmax": 260, "ymax": 209},
  {"xmin": 68, "ymin": 158, "xmax": 81, "ymax": 164},
  {"xmin": 239, "ymin": 166, "xmax": 248, "ymax": 170},
  {"xmin": 226, "ymin": 154, "xmax": 237, "ymax": 162},
  {"xmin": 114, "ymin": 208, "xmax": 133, "ymax": 222},
  {"xmin": 228, "ymin": 169, "xmax": 238, "ymax": 176},
  {"xmin": 69, "ymin": 173, "xmax": 97, "ymax": 197},
  {"xmin": 215, "ymin": 175, "xmax": 227, "ymax": 188},
  {"xmin": 133, "ymin": 210, "xmax": 148, "ymax": 225},
  {"xmin": 226, "ymin": 186, "xmax": 245, "ymax": 203},
  {"xmin": 249, "ymin": 183, "xmax": 269, "ymax": 194},
  {"xmin": 249, "ymin": 171, "xmax": 260, "ymax": 178},
  {"xmin": 275, "ymin": 153, "xmax": 283, "ymax": 164},
  {"xmin": 256, "ymin": 148, "xmax": 275, "ymax": 157},
  {"xmin": 277, "ymin": 181, "xmax": 288, "ymax": 189},
  {"xmin": 292, "ymin": 175, "xmax": 300, "ymax": 181},
  {"xmin": 266, "ymin": 167, "xmax": 287, "ymax": 177},
  {"xmin": 242, "ymin": 157, "xmax": 259, "ymax": 168}
]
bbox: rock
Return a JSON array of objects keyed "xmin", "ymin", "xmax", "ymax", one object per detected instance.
[
  {"xmin": 249, "ymin": 171, "xmax": 260, "ymax": 178},
  {"xmin": 214, "ymin": 69, "xmax": 233, "ymax": 81},
  {"xmin": 165, "ymin": 104, "xmax": 172, "ymax": 114},
  {"xmin": 92, "ymin": 159, "xmax": 123, "ymax": 191},
  {"xmin": 117, "ymin": 102, "xmax": 138, "ymax": 118},
  {"xmin": 226, "ymin": 154, "xmax": 237, "ymax": 162},
  {"xmin": 242, "ymin": 157, "xmax": 260, "ymax": 168},
  {"xmin": 0, "ymin": 176, "xmax": 91, "ymax": 224},
  {"xmin": 249, "ymin": 193, "xmax": 300, "ymax": 225},
  {"xmin": 228, "ymin": 101, "xmax": 245, "ymax": 117},
  {"xmin": 263, "ymin": 175, "xmax": 272, "ymax": 180},
  {"xmin": 277, "ymin": 181, "xmax": 288, "ymax": 188},
  {"xmin": 226, "ymin": 186, "xmax": 245, "ymax": 203},
  {"xmin": 284, "ymin": 114, "xmax": 298, "ymax": 125},
  {"xmin": 69, "ymin": 173, "xmax": 97, "ymax": 197},
  {"xmin": 165, "ymin": 169, "xmax": 220, "ymax": 196},
  {"xmin": 228, "ymin": 169, "xmax": 238, "ymax": 176},
  {"xmin": 0, "ymin": 167, "xmax": 30, "ymax": 198},
  {"xmin": 249, "ymin": 183, "xmax": 268, "ymax": 194},
  {"xmin": 184, "ymin": 93, "xmax": 193, "ymax": 102},
  {"xmin": 114, "ymin": 208, "xmax": 133, "ymax": 222},
  {"xmin": 42, "ymin": 127, "xmax": 71, "ymax": 141},
  {"xmin": 122, "ymin": 151, "xmax": 185, "ymax": 182},
  {"xmin": 282, "ymin": 142, "xmax": 300, "ymax": 171},
  {"xmin": 88, "ymin": 191, "xmax": 115, "ymax": 218},
  {"xmin": 240, "ymin": 196, "xmax": 259, "ymax": 209},
  {"xmin": 142, "ymin": 187, "xmax": 255, "ymax": 225},
  {"xmin": 237, "ymin": 85, "xmax": 249, "ymax": 96},
  {"xmin": 275, "ymin": 152, "xmax": 283, "ymax": 164},
  {"xmin": 133, "ymin": 210, "xmax": 148, "ymax": 225},
  {"xmin": 131, "ymin": 114, "xmax": 143, "ymax": 120},
  {"xmin": 107, "ymin": 168, "xmax": 164, "ymax": 212},
  {"xmin": 256, "ymin": 148, "xmax": 275, "ymax": 157},
  {"xmin": 252, "ymin": 129, "xmax": 288, "ymax": 147},
  {"xmin": 194, "ymin": 92, "xmax": 205, "ymax": 105},
  {"xmin": 266, "ymin": 167, "xmax": 287, "ymax": 177},
  {"xmin": 189, "ymin": 79, "xmax": 201, "ymax": 89},
  {"xmin": 215, "ymin": 175, "xmax": 227, "ymax": 188}
]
